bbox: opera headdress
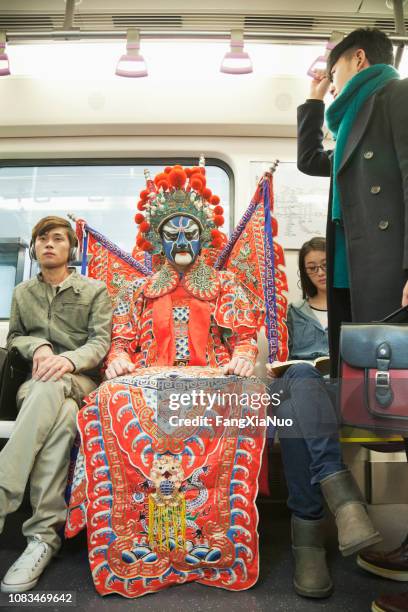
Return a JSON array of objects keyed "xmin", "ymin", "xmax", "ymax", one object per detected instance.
[{"xmin": 134, "ymin": 156, "xmax": 225, "ymax": 254}]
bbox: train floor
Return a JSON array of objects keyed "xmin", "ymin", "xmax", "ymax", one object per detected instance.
[{"xmin": 1, "ymin": 501, "xmax": 408, "ymax": 612}]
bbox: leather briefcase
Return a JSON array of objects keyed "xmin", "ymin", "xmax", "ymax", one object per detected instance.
[
  {"xmin": 0, "ymin": 347, "xmax": 29, "ymax": 421},
  {"xmin": 339, "ymin": 307, "xmax": 408, "ymax": 434}
]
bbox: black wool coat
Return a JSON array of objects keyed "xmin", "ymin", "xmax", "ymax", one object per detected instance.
[{"xmin": 297, "ymin": 79, "xmax": 408, "ymax": 372}]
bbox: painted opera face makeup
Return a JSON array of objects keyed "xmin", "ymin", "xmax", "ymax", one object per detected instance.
[{"xmin": 161, "ymin": 216, "xmax": 201, "ymax": 268}]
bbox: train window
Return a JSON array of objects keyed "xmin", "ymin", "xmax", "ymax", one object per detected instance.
[
  {"xmin": 0, "ymin": 239, "xmax": 27, "ymax": 319},
  {"xmin": 0, "ymin": 160, "xmax": 231, "ymax": 316}
]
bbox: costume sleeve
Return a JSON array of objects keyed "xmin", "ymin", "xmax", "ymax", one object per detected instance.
[
  {"xmin": 106, "ymin": 280, "xmax": 145, "ymax": 365},
  {"xmin": 389, "ymin": 79, "xmax": 408, "ymax": 270},
  {"xmin": 60, "ymin": 283, "xmax": 112, "ymax": 372},
  {"xmin": 297, "ymin": 99, "xmax": 332, "ymax": 177},
  {"xmin": 215, "ymin": 274, "xmax": 259, "ymax": 365},
  {"xmin": 6, "ymin": 288, "xmax": 52, "ymax": 360}
]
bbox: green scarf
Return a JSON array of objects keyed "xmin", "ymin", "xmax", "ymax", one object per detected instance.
[{"xmin": 325, "ymin": 64, "xmax": 399, "ymax": 287}]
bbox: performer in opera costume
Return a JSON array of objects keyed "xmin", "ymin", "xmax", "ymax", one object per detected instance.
[{"xmin": 65, "ymin": 159, "xmax": 288, "ymax": 598}]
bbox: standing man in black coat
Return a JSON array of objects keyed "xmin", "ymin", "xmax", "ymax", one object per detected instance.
[
  {"xmin": 298, "ymin": 28, "xmax": 408, "ymax": 372},
  {"xmin": 297, "ymin": 28, "xmax": 408, "ymax": 612}
]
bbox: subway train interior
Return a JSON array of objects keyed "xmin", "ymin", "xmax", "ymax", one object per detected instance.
[{"xmin": 1, "ymin": 1, "xmax": 408, "ymax": 610}]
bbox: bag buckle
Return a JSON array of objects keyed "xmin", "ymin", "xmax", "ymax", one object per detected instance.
[
  {"xmin": 375, "ymin": 371, "xmax": 390, "ymax": 387},
  {"xmin": 375, "ymin": 370, "xmax": 393, "ymax": 409}
]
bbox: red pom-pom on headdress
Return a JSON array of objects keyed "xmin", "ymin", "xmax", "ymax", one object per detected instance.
[
  {"xmin": 136, "ymin": 234, "xmax": 144, "ymax": 247},
  {"xmin": 137, "ymin": 200, "xmax": 146, "ymax": 211},
  {"xmin": 214, "ymin": 215, "xmax": 224, "ymax": 227},
  {"xmin": 210, "ymin": 195, "xmax": 220, "ymax": 205},
  {"xmin": 210, "ymin": 228, "xmax": 224, "ymax": 247},
  {"xmin": 213, "ymin": 205, "xmax": 224, "ymax": 215},
  {"xmin": 156, "ymin": 178, "xmax": 169, "ymax": 191},
  {"xmin": 140, "ymin": 189, "xmax": 150, "ymax": 200},
  {"xmin": 154, "ymin": 173, "xmax": 168, "ymax": 187},
  {"xmin": 203, "ymin": 188, "xmax": 212, "ymax": 200},
  {"xmin": 164, "ymin": 166, "xmax": 172, "ymax": 174},
  {"xmin": 191, "ymin": 166, "xmax": 205, "ymax": 176},
  {"xmin": 168, "ymin": 168, "xmax": 187, "ymax": 189},
  {"xmin": 139, "ymin": 221, "xmax": 150, "ymax": 233},
  {"xmin": 191, "ymin": 170, "xmax": 206, "ymax": 183},
  {"xmin": 190, "ymin": 176, "xmax": 204, "ymax": 193},
  {"xmin": 135, "ymin": 213, "xmax": 145, "ymax": 224}
]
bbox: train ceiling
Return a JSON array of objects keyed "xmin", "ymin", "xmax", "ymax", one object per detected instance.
[{"xmin": 0, "ymin": 1, "xmax": 406, "ymax": 38}]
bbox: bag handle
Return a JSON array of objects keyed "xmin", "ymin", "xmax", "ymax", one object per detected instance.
[{"xmin": 379, "ymin": 305, "xmax": 408, "ymax": 323}]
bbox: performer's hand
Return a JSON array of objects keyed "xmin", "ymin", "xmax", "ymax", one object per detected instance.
[
  {"xmin": 223, "ymin": 357, "xmax": 254, "ymax": 377},
  {"xmin": 33, "ymin": 353, "xmax": 74, "ymax": 382},
  {"xmin": 309, "ymin": 68, "xmax": 331, "ymax": 101},
  {"xmin": 105, "ymin": 357, "xmax": 136, "ymax": 380},
  {"xmin": 402, "ymin": 280, "xmax": 408, "ymax": 307}
]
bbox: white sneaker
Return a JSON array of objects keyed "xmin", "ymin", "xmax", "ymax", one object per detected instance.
[{"xmin": 1, "ymin": 535, "xmax": 54, "ymax": 593}]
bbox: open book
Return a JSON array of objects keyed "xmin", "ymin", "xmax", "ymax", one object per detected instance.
[{"xmin": 269, "ymin": 356, "xmax": 330, "ymax": 377}]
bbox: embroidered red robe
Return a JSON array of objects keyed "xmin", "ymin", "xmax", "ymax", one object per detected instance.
[{"xmin": 107, "ymin": 256, "xmax": 259, "ymax": 369}]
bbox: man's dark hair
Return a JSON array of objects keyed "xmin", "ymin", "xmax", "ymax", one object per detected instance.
[
  {"xmin": 31, "ymin": 216, "xmax": 78, "ymax": 248},
  {"xmin": 327, "ymin": 28, "xmax": 394, "ymax": 74},
  {"xmin": 298, "ymin": 236, "xmax": 326, "ymax": 299}
]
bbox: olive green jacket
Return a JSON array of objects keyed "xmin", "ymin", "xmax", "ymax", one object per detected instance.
[{"xmin": 7, "ymin": 270, "xmax": 112, "ymax": 381}]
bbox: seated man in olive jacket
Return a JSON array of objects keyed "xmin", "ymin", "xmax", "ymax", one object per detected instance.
[{"xmin": 0, "ymin": 216, "xmax": 112, "ymax": 593}]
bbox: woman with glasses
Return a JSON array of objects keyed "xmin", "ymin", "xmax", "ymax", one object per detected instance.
[
  {"xmin": 266, "ymin": 237, "xmax": 380, "ymax": 600},
  {"xmin": 288, "ymin": 237, "xmax": 329, "ymax": 361}
]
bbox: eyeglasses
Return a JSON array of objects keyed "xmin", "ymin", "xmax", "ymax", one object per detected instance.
[{"xmin": 305, "ymin": 263, "xmax": 326, "ymax": 275}]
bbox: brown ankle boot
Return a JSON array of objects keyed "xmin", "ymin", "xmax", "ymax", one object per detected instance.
[
  {"xmin": 291, "ymin": 515, "xmax": 333, "ymax": 598},
  {"xmin": 320, "ymin": 469, "xmax": 382, "ymax": 556},
  {"xmin": 358, "ymin": 535, "xmax": 408, "ymax": 581}
]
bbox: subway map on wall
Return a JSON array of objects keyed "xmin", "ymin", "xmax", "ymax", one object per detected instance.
[{"xmin": 251, "ymin": 161, "xmax": 329, "ymax": 249}]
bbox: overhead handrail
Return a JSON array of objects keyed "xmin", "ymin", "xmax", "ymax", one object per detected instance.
[{"xmin": 3, "ymin": 31, "xmax": 408, "ymax": 44}]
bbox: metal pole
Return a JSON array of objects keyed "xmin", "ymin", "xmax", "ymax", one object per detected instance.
[
  {"xmin": 392, "ymin": 0, "xmax": 407, "ymax": 69},
  {"xmin": 63, "ymin": 0, "xmax": 76, "ymax": 31},
  {"xmin": 4, "ymin": 30, "xmax": 408, "ymax": 44}
]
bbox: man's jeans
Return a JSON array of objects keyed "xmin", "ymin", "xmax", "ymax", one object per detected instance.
[{"xmin": 271, "ymin": 362, "xmax": 345, "ymax": 520}]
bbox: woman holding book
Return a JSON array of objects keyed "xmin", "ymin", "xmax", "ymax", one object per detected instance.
[{"xmin": 267, "ymin": 237, "xmax": 380, "ymax": 599}]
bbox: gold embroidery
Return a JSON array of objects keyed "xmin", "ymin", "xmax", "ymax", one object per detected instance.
[{"xmin": 148, "ymin": 457, "xmax": 186, "ymax": 552}]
